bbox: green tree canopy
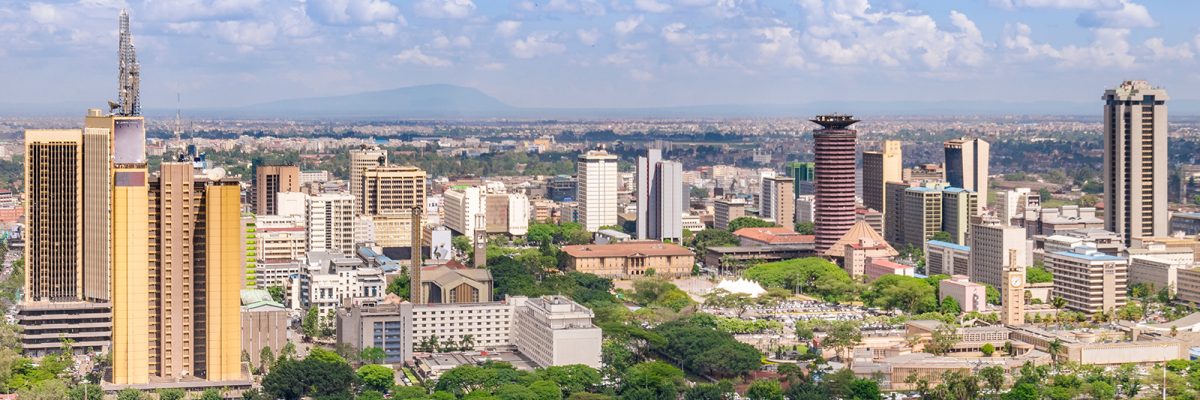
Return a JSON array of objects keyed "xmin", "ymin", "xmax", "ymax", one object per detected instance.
[{"xmin": 727, "ymin": 217, "xmax": 775, "ymax": 232}]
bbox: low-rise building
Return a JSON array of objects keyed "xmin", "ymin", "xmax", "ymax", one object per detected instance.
[
  {"xmin": 704, "ymin": 245, "xmax": 816, "ymax": 274},
  {"xmin": 1046, "ymin": 245, "xmax": 1128, "ymax": 313},
  {"xmin": 292, "ymin": 250, "xmax": 385, "ymax": 314},
  {"xmin": 241, "ymin": 289, "xmax": 288, "ymax": 368},
  {"xmin": 511, "ymin": 296, "xmax": 602, "ymax": 368},
  {"xmin": 733, "ymin": 227, "xmax": 814, "ymax": 247},
  {"xmin": 926, "ymin": 240, "xmax": 971, "ymax": 276},
  {"xmin": 938, "ymin": 275, "xmax": 986, "ymax": 313},
  {"xmin": 865, "ymin": 259, "xmax": 915, "ymax": 282},
  {"xmin": 561, "ymin": 241, "xmax": 695, "ymax": 278},
  {"xmin": 337, "ymin": 297, "xmax": 414, "ymax": 363},
  {"xmin": 15, "ymin": 302, "xmax": 111, "ymax": 356},
  {"xmin": 713, "ymin": 197, "xmax": 747, "ymax": 230},
  {"xmin": 1022, "ymin": 206, "xmax": 1105, "ymax": 237},
  {"xmin": 1171, "ymin": 213, "xmax": 1200, "ymax": 236}
]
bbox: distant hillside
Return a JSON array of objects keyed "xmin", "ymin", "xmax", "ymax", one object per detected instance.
[{"xmin": 216, "ymin": 84, "xmax": 517, "ymax": 118}]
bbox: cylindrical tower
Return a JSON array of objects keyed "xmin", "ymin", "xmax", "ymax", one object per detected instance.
[{"xmin": 811, "ymin": 114, "xmax": 859, "ymax": 253}]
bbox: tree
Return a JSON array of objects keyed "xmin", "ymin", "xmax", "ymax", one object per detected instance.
[
  {"xmin": 453, "ymin": 235, "xmax": 472, "ymax": 257},
  {"xmin": 157, "ymin": 388, "xmax": 187, "ymax": 400},
  {"xmin": 621, "ymin": 361, "xmax": 686, "ymax": 399},
  {"xmin": 931, "ymin": 231, "xmax": 953, "ymax": 243},
  {"xmin": 1051, "ymin": 296, "xmax": 1067, "ymax": 309},
  {"xmin": 1026, "ymin": 265, "xmax": 1052, "ymax": 283},
  {"xmin": 302, "ymin": 307, "xmax": 320, "ymax": 338},
  {"xmin": 691, "ymin": 229, "xmax": 739, "ymax": 258},
  {"xmin": 744, "ymin": 257, "xmax": 856, "ymax": 302},
  {"xmin": 980, "ymin": 365, "xmax": 1005, "ymax": 394},
  {"xmin": 18, "ymin": 379, "xmax": 72, "ymax": 400},
  {"xmin": 1002, "ymin": 383, "xmax": 1039, "ymax": 400},
  {"xmin": 924, "ymin": 324, "xmax": 960, "ymax": 356},
  {"xmin": 533, "ymin": 365, "xmax": 601, "ymax": 396},
  {"xmin": 745, "ymin": 380, "xmax": 784, "ymax": 400},
  {"xmin": 794, "ymin": 222, "xmax": 815, "ymax": 235},
  {"xmin": 260, "ymin": 346, "xmax": 276, "ymax": 372},
  {"xmin": 496, "ymin": 383, "xmax": 539, "ymax": 400},
  {"xmin": 1088, "ymin": 381, "xmax": 1115, "ymax": 400},
  {"xmin": 985, "ymin": 285, "xmax": 1001, "ymax": 305},
  {"xmin": 267, "ymin": 286, "xmax": 286, "ymax": 303},
  {"xmin": 685, "ymin": 383, "xmax": 730, "ymax": 400},
  {"xmin": 359, "ymin": 391, "xmax": 387, "ymax": 400},
  {"xmin": 940, "ymin": 296, "xmax": 961, "ymax": 315},
  {"xmin": 847, "ymin": 378, "xmax": 881, "ymax": 400},
  {"xmin": 727, "ymin": 217, "xmax": 775, "ymax": 232},
  {"xmin": 115, "ymin": 388, "xmax": 146, "ymax": 400},
  {"xmin": 360, "ymin": 346, "xmax": 388, "ymax": 364},
  {"xmin": 386, "ymin": 275, "xmax": 411, "ymax": 300},
  {"xmin": 70, "ymin": 383, "xmax": 103, "ymax": 400},
  {"xmin": 393, "ymin": 386, "xmax": 429, "ymax": 399},
  {"xmin": 200, "ymin": 388, "xmax": 223, "ymax": 400},
  {"xmin": 821, "ymin": 320, "xmax": 862, "ymax": 361},
  {"xmin": 981, "ymin": 343, "xmax": 995, "ymax": 357},
  {"xmin": 359, "ymin": 364, "xmax": 396, "ymax": 393},
  {"xmin": 529, "ymin": 380, "xmax": 564, "ymax": 400},
  {"xmin": 1039, "ymin": 188, "xmax": 1052, "ymax": 202}
]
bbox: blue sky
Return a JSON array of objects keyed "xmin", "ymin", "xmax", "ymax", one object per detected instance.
[{"xmin": 2, "ymin": 0, "xmax": 1198, "ymax": 109}]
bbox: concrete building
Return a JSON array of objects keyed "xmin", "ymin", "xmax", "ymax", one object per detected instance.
[
  {"xmin": 240, "ymin": 289, "xmax": 288, "ymax": 368},
  {"xmin": 1104, "ymin": 80, "xmax": 1169, "ymax": 244},
  {"xmin": 415, "ymin": 262, "xmax": 494, "ymax": 304},
  {"xmin": 1022, "ymin": 206, "xmax": 1105, "ymax": 237},
  {"xmin": 443, "ymin": 186, "xmax": 483, "ymax": 239},
  {"xmin": 900, "ymin": 185, "xmax": 943, "ymax": 249},
  {"xmin": 577, "ymin": 149, "xmax": 619, "ymax": 232},
  {"xmin": 546, "ymin": 175, "xmax": 577, "ymax": 202},
  {"xmin": 941, "ymin": 188, "xmax": 978, "ymax": 245},
  {"xmin": 486, "ymin": 193, "xmax": 531, "ymax": 237},
  {"xmin": 828, "ymin": 220, "xmax": 898, "ymax": 275},
  {"xmin": 759, "ymin": 176, "xmax": 794, "ymax": 230},
  {"xmin": 1047, "ymin": 244, "xmax": 1128, "ymax": 313},
  {"xmin": 862, "ymin": 140, "xmax": 902, "ymax": 219},
  {"xmin": 306, "ymin": 193, "xmax": 356, "ymax": 256},
  {"xmin": 943, "ymin": 138, "xmax": 989, "ymax": 214},
  {"xmin": 713, "ymin": 197, "xmax": 747, "ymax": 230},
  {"xmin": 254, "ymin": 164, "xmax": 300, "ymax": 215},
  {"xmin": 884, "ymin": 181, "xmax": 911, "ymax": 245},
  {"xmin": 636, "ymin": 149, "xmax": 684, "ymax": 242},
  {"xmin": 1172, "ymin": 213, "xmax": 1200, "ymax": 235},
  {"xmin": 926, "ymin": 240, "xmax": 971, "ymax": 277},
  {"xmin": 14, "ymin": 302, "xmax": 112, "ymax": 357},
  {"xmin": 294, "ymin": 250, "xmax": 385, "ymax": 315},
  {"xmin": 812, "ymin": 115, "xmax": 860, "ymax": 253},
  {"xmin": 939, "ymin": 275, "xmax": 986, "ymax": 313},
  {"xmin": 412, "ymin": 301, "xmax": 514, "ymax": 350},
  {"xmin": 970, "ymin": 222, "xmax": 1028, "ymax": 289},
  {"xmin": 796, "ymin": 195, "xmax": 816, "ymax": 225},
  {"xmin": 358, "ymin": 165, "xmax": 426, "ymax": 217},
  {"xmin": 510, "ymin": 296, "xmax": 602, "ymax": 369},
  {"xmin": 336, "ymin": 298, "xmax": 414, "ymax": 363},
  {"xmin": 1128, "ymin": 247, "xmax": 1195, "ymax": 296},
  {"xmin": 350, "ymin": 146, "xmax": 388, "ymax": 216},
  {"xmin": 733, "ymin": 227, "xmax": 814, "ymax": 247},
  {"xmin": 865, "ymin": 259, "xmax": 915, "ymax": 282},
  {"xmin": 254, "ymin": 260, "xmax": 303, "ymax": 290},
  {"xmin": 785, "ymin": 161, "xmax": 815, "ymax": 196},
  {"xmin": 997, "ymin": 188, "xmax": 1040, "ymax": 226},
  {"xmin": 561, "ymin": 241, "xmax": 695, "ymax": 278},
  {"xmin": 256, "ymin": 225, "xmax": 307, "ymax": 261}
]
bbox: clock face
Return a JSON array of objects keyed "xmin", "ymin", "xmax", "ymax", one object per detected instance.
[{"xmin": 1010, "ymin": 276, "xmax": 1023, "ymax": 287}]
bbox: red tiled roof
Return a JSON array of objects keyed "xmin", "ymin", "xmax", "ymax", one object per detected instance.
[
  {"xmin": 561, "ymin": 241, "xmax": 694, "ymax": 258},
  {"xmin": 733, "ymin": 227, "xmax": 814, "ymax": 245},
  {"xmin": 868, "ymin": 259, "xmax": 909, "ymax": 270}
]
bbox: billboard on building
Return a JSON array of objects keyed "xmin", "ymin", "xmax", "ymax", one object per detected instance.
[{"xmin": 113, "ymin": 118, "xmax": 145, "ymax": 165}]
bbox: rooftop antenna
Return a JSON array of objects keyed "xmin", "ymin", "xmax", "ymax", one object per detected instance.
[{"xmin": 174, "ymin": 92, "xmax": 183, "ymax": 145}]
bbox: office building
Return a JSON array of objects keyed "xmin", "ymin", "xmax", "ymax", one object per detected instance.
[
  {"xmin": 862, "ymin": 141, "xmax": 902, "ymax": 216},
  {"xmin": 143, "ymin": 164, "xmax": 244, "ymax": 382},
  {"xmin": 256, "ymin": 225, "xmax": 307, "ymax": 261},
  {"xmin": 254, "ymin": 164, "xmax": 300, "ymax": 215},
  {"xmin": 485, "ymin": 193, "xmax": 530, "ymax": 236},
  {"xmin": 547, "ymin": 175, "xmax": 577, "ymax": 202},
  {"xmin": 510, "ymin": 296, "xmax": 603, "ymax": 369},
  {"xmin": 943, "ymin": 138, "xmax": 989, "ymax": 214},
  {"xmin": 1022, "ymin": 206, "xmax": 1105, "ymax": 237},
  {"xmin": 636, "ymin": 149, "xmax": 684, "ymax": 242},
  {"xmin": 350, "ymin": 146, "xmax": 388, "ymax": 215},
  {"xmin": 1046, "ymin": 244, "xmax": 1128, "ymax": 313},
  {"xmin": 293, "ymin": 251, "xmax": 385, "ymax": 315},
  {"xmin": 812, "ymin": 115, "xmax": 860, "ymax": 253},
  {"xmin": 359, "ymin": 165, "xmax": 427, "ymax": 217},
  {"xmin": 336, "ymin": 298, "xmax": 415, "ymax": 363},
  {"xmin": 1104, "ymin": 80, "xmax": 1169, "ymax": 244},
  {"xmin": 307, "ymin": 193, "xmax": 356, "ymax": 256},
  {"xmin": 1172, "ymin": 213, "xmax": 1200, "ymax": 235},
  {"xmin": 926, "ymin": 240, "xmax": 971, "ymax": 276},
  {"xmin": 713, "ymin": 198, "xmax": 746, "ymax": 230},
  {"xmin": 443, "ymin": 186, "xmax": 483, "ymax": 238},
  {"xmin": 241, "ymin": 289, "xmax": 288, "ymax": 368},
  {"xmin": 785, "ymin": 161, "xmax": 815, "ymax": 196},
  {"xmin": 997, "ymin": 188, "xmax": 1040, "ymax": 226},
  {"xmin": 939, "ymin": 276, "xmax": 986, "ymax": 313},
  {"xmin": 865, "ymin": 259, "xmax": 915, "ymax": 282},
  {"xmin": 577, "ymin": 149, "xmax": 619, "ymax": 232},
  {"xmin": 900, "ymin": 185, "xmax": 943, "ymax": 249},
  {"xmin": 942, "ymin": 188, "xmax": 978, "ymax": 245},
  {"xmin": 969, "ymin": 222, "xmax": 1027, "ymax": 289},
  {"xmin": 884, "ymin": 181, "xmax": 912, "ymax": 244},
  {"xmin": 561, "ymin": 241, "xmax": 695, "ymax": 278},
  {"xmin": 760, "ymin": 176, "xmax": 795, "ymax": 230},
  {"xmin": 24, "ymin": 129, "xmax": 86, "ymax": 303},
  {"xmin": 414, "ymin": 262, "xmax": 494, "ymax": 304}
]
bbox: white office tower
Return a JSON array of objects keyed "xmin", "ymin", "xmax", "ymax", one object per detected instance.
[
  {"xmin": 577, "ymin": 149, "xmax": 619, "ymax": 232},
  {"xmin": 1103, "ymin": 80, "xmax": 1169, "ymax": 244},
  {"xmin": 636, "ymin": 149, "xmax": 684, "ymax": 242},
  {"xmin": 307, "ymin": 193, "xmax": 356, "ymax": 256},
  {"xmin": 443, "ymin": 186, "xmax": 483, "ymax": 240},
  {"xmin": 969, "ymin": 222, "xmax": 1028, "ymax": 289}
]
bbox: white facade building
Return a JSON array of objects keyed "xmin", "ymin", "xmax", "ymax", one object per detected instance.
[
  {"xmin": 577, "ymin": 149, "xmax": 619, "ymax": 232},
  {"xmin": 511, "ymin": 296, "xmax": 602, "ymax": 368}
]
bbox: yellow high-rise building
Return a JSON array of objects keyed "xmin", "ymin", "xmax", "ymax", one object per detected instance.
[
  {"xmin": 204, "ymin": 181, "xmax": 244, "ymax": 381},
  {"xmin": 111, "ymin": 166, "xmax": 150, "ymax": 385}
]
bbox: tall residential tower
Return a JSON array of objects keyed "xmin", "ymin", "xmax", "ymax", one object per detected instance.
[{"xmin": 1103, "ymin": 80, "xmax": 1169, "ymax": 244}]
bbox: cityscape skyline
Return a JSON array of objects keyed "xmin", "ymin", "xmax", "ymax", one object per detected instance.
[{"xmin": 3, "ymin": 0, "xmax": 1200, "ymax": 113}]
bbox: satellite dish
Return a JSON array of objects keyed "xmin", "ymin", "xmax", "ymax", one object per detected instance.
[
  {"xmin": 107, "ymin": 100, "xmax": 120, "ymax": 112},
  {"xmin": 207, "ymin": 167, "xmax": 226, "ymax": 181}
]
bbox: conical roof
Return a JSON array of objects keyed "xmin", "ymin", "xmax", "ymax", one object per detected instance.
[{"xmin": 823, "ymin": 220, "xmax": 899, "ymax": 258}]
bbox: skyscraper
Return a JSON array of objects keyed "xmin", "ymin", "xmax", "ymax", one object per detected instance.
[
  {"xmin": 254, "ymin": 164, "xmax": 300, "ymax": 215},
  {"xmin": 760, "ymin": 176, "xmax": 795, "ymax": 230},
  {"xmin": 350, "ymin": 146, "xmax": 388, "ymax": 215},
  {"xmin": 358, "ymin": 165, "xmax": 427, "ymax": 216},
  {"xmin": 636, "ymin": 149, "xmax": 683, "ymax": 242},
  {"xmin": 969, "ymin": 221, "xmax": 1027, "ymax": 289},
  {"xmin": 24, "ymin": 130, "xmax": 84, "ymax": 302},
  {"xmin": 943, "ymin": 138, "xmax": 989, "ymax": 214},
  {"xmin": 812, "ymin": 115, "xmax": 859, "ymax": 253},
  {"xmin": 1103, "ymin": 80, "xmax": 1169, "ymax": 243},
  {"xmin": 862, "ymin": 140, "xmax": 902, "ymax": 216},
  {"xmin": 785, "ymin": 161, "xmax": 815, "ymax": 196},
  {"xmin": 577, "ymin": 148, "xmax": 619, "ymax": 232}
]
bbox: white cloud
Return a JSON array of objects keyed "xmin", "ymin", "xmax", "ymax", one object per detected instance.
[
  {"xmin": 143, "ymin": 0, "xmax": 264, "ymax": 22},
  {"xmin": 496, "ymin": 20, "xmax": 522, "ymax": 38},
  {"xmin": 633, "ymin": 0, "xmax": 672, "ymax": 13},
  {"xmin": 214, "ymin": 20, "xmax": 278, "ymax": 52},
  {"xmin": 630, "ymin": 69, "xmax": 654, "ymax": 81},
  {"xmin": 1003, "ymin": 23, "xmax": 1135, "ymax": 69},
  {"xmin": 543, "ymin": 0, "xmax": 606, "ymax": 16},
  {"xmin": 988, "ymin": 0, "xmax": 1121, "ymax": 9},
  {"xmin": 1143, "ymin": 38, "xmax": 1193, "ymax": 61},
  {"xmin": 414, "ymin": 0, "xmax": 475, "ymax": 19},
  {"xmin": 661, "ymin": 23, "xmax": 694, "ymax": 45},
  {"xmin": 29, "ymin": 3, "xmax": 63, "ymax": 25},
  {"xmin": 755, "ymin": 26, "xmax": 805, "ymax": 68},
  {"xmin": 510, "ymin": 33, "xmax": 566, "ymax": 58},
  {"xmin": 430, "ymin": 32, "xmax": 471, "ymax": 48},
  {"xmin": 576, "ymin": 28, "xmax": 600, "ymax": 46},
  {"xmin": 1076, "ymin": 0, "xmax": 1154, "ymax": 28},
  {"xmin": 394, "ymin": 46, "xmax": 452, "ymax": 66},
  {"xmin": 797, "ymin": 1, "xmax": 988, "ymax": 69},
  {"xmin": 306, "ymin": 0, "xmax": 402, "ymax": 25},
  {"xmin": 614, "ymin": 15, "xmax": 643, "ymax": 36}
]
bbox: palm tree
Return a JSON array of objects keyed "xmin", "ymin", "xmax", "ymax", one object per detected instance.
[{"xmin": 1048, "ymin": 339, "xmax": 1064, "ymax": 370}]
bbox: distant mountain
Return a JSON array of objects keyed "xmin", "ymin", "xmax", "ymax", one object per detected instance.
[{"xmin": 203, "ymin": 84, "xmax": 518, "ymax": 119}]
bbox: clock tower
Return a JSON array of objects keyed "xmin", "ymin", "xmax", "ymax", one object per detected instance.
[
  {"xmin": 1001, "ymin": 249, "xmax": 1026, "ymax": 326},
  {"xmin": 473, "ymin": 213, "xmax": 488, "ymax": 268}
]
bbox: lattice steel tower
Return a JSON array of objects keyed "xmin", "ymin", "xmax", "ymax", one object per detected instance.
[{"xmin": 117, "ymin": 9, "xmax": 140, "ymax": 116}]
